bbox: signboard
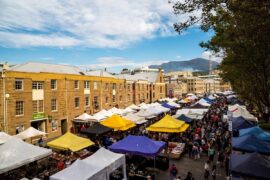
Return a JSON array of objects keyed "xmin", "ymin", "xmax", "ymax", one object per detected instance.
[{"xmin": 32, "ymin": 112, "xmax": 45, "ymax": 120}]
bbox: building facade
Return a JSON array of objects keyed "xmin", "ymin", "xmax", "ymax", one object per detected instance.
[{"xmin": 0, "ymin": 62, "xmax": 166, "ymax": 138}]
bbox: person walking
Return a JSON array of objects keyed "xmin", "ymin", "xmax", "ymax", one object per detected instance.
[
  {"xmin": 204, "ymin": 160, "xmax": 210, "ymax": 180},
  {"xmin": 170, "ymin": 164, "xmax": 178, "ymax": 180},
  {"xmin": 211, "ymin": 165, "xmax": 217, "ymax": 180}
]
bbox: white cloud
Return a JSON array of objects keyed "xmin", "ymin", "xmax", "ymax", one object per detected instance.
[
  {"xmin": 0, "ymin": 0, "xmax": 181, "ymax": 48},
  {"xmin": 79, "ymin": 56, "xmax": 168, "ymax": 69},
  {"xmin": 201, "ymin": 51, "xmax": 223, "ymax": 62}
]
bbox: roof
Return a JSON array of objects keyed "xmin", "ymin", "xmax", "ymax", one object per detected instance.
[
  {"xmin": 10, "ymin": 62, "xmax": 84, "ymax": 75},
  {"xmin": 85, "ymin": 70, "xmax": 116, "ymax": 78},
  {"xmin": 115, "ymin": 72, "xmax": 159, "ymax": 83}
]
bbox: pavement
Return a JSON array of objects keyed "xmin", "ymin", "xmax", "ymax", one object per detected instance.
[{"xmin": 155, "ymin": 153, "xmax": 227, "ymax": 180}]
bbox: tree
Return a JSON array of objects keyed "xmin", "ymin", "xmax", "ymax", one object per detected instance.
[{"xmin": 172, "ymin": 0, "xmax": 270, "ymax": 121}]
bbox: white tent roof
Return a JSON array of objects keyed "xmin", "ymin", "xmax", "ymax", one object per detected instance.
[
  {"xmin": 0, "ymin": 132, "xmax": 11, "ymax": 145},
  {"xmin": 124, "ymin": 113, "xmax": 147, "ymax": 124},
  {"xmin": 167, "ymin": 101, "xmax": 180, "ymax": 108},
  {"xmin": 123, "ymin": 107, "xmax": 136, "ymax": 115},
  {"xmin": 92, "ymin": 113, "xmax": 106, "ymax": 122},
  {"xmin": 74, "ymin": 113, "xmax": 94, "ymax": 122},
  {"xmin": 50, "ymin": 148, "xmax": 126, "ymax": 180},
  {"xmin": 208, "ymin": 95, "xmax": 216, "ymax": 100},
  {"xmin": 135, "ymin": 109, "xmax": 156, "ymax": 118},
  {"xmin": 14, "ymin": 127, "xmax": 47, "ymax": 140},
  {"xmin": 146, "ymin": 106, "xmax": 163, "ymax": 116},
  {"xmin": 128, "ymin": 104, "xmax": 140, "ymax": 110},
  {"xmin": 195, "ymin": 100, "xmax": 211, "ymax": 107},
  {"xmin": 98, "ymin": 109, "xmax": 114, "ymax": 117},
  {"xmin": 109, "ymin": 107, "xmax": 124, "ymax": 115},
  {"xmin": 0, "ymin": 137, "xmax": 52, "ymax": 174},
  {"xmin": 176, "ymin": 109, "xmax": 190, "ymax": 115},
  {"xmin": 232, "ymin": 106, "xmax": 257, "ymax": 121},
  {"xmin": 187, "ymin": 108, "xmax": 209, "ymax": 115}
]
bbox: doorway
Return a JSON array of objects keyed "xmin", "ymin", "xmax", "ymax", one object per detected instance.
[{"xmin": 61, "ymin": 119, "xmax": 67, "ymax": 134}]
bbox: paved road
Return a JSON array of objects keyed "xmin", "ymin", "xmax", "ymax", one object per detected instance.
[{"xmin": 155, "ymin": 153, "xmax": 226, "ymax": 180}]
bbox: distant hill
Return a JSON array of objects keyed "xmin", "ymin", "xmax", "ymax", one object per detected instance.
[{"xmin": 149, "ymin": 58, "xmax": 219, "ymax": 72}]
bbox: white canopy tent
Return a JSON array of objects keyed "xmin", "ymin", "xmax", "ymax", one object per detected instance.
[
  {"xmin": 92, "ymin": 113, "xmax": 106, "ymax": 122},
  {"xmin": 14, "ymin": 127, "xmax": 47, "ymax": 140},
  {"xmin": 99, "ymin": 109, "xmax": 114, "ymax": 117},
  {"xmin": 74, "ymin": 113, "xmax": 94, "ymax": 122},
  {"xmin": 146, "ymin": 106, "xmax": 163, "ymax": 116},
  {"xmin": 123, "ymin": 113, "xmax": 147, "ymax": 124},
  {"xmin": 231, "ymin": 106, "xmax": 257, "ymax": 121},
  {"xmin": 0, "ymin": 132, "xmax": 11, "ymax": 145},
  {"xmin": 50, "ymin": 148, "xmax": 126, "ymax": 180},
  {"xmin": 0, "ymin": 137, "xmax": 52, "ymax": 174},
  {"xmin": 208, "ymin": 95, "xmax": 216, "ymax": 100},
  {"xmin": 167, "ymin": 101, "xmax": 180, "ymax": 108},
  {"xmin": 176, "ymin": 109, "xmax": 191, "ymax": 115},
  {"xmin": 122, "ymin": 107, "xmax": 136, "ymax": 115},
  {"xmin": 135, "ymin": 109, "xmax": 156, "ymax": 119},
  {"xmin": 109, "ymin": 107, "xmax": 124, "ymax": 115},
  {"xmin": 128, "ymin": 104, "xmax": 140, "ymax": 110}
]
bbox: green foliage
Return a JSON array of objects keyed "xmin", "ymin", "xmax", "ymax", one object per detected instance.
[{"xmin": 173, "ymin": 0, "xmax": 270, "ymax": 121}]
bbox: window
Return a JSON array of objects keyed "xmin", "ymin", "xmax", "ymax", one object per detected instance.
[
  {"xmin": 84, "ymin": 81, "xmax": 90, "ymax": 89},
  {"xmin": 153, "ymin": 92, "xmax": 155, "ymax": 98},
  {"xmin": 16, "ymin": 101, "xmax": 24, "ymax": 116},
  {"xmin": 32, "ymin": 81, "xmax": 43, "ymax": 90},
  {"xmin": 127, "ymin": 84, "xmax": 130, "ymax": 90},
  {"xmin": 75, "ymin": 80, "xmax": 79, "ymax": 89},
  {"xmin": 112, "ymin": 95, "xmax": 116, "ymax": 102},
  {"xmin": 75, "ymin": 97, "xmax": 79, "ymax": 108},
  {"xmin": 51, "ymin": 80, "xmax": 57, "ymax": 90},
  {"xmin": 51, "ymin": 120, "xmax": 58, "ymax": 132},
  {"xmin": 15, "ymin": 79, "xmax": 23, "ymax": 90},
  {"xmin": 33, "ymin": 100, "xmax": 44, "ymax": 113},
  {"xmin": 119, "ymin": 95, "xmax": 122, "ymax": 102},
  {"xmin": 160, "ymin": 86, "xmax": 162, "ymax": 93},
  {"xmin": 51, "ymin": 99, "xmax": 57, "ymax": 111},
  {"xmin": 119, "ymin": 84, "xmax": 122, "ymax": 90},
  {"xmin": 105, "ymin": 96, "xmax": 109, "ymax": 103},
  {"xmin": 85, "ymin": 95, "xmax": 90, "ymax": 107},
  {"xmin": 112, "ymin": 83, "xmax": 116, "ymax": 90},
  {"xmin": 94, "ymin": 82, "xmax": 97, "ymax": 90},
  {"xmin": 94, "ymin": 96, "xmax": 98, "ymax": 109},
  {"xmin": 105, "ymin": 83, "xmax": 108, "ymax": 90},
  {"xmin": 16, "ymin": 125, "xmax": 24, "ymax": 134}
]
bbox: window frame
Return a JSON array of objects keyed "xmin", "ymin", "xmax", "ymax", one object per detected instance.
[
  {"xmin": 51, "ymin": 79, "xmax": 57, "ymax": 90},
  {"xmin": 75, "ymin": 97, "xmax": 80, "ymax": 108},
  {"xmin": 15, "ymin": 101, "xmax": 24, "ymax": 116},
  {"xmin": 75, "ymin": 80, "xmax": 79, "ymax": 89},
  {"xmin": 15, "ymin": 79, "xmax": 23, "ymax": 90},
  {"xmin": 51, "ymin": 99, "xmax": 57, "ymax": 111}
]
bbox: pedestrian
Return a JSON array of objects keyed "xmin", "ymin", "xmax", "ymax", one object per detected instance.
[
  {"xmin": 208, "ymin": 146, "xmax": 215, "ymax": 162},
  {"xmin": 176, "ymin": 176, "xmax": 182, "ymax": 180},
  {"xmin": 169, "ymin": 164, "xmax": 178, "ymax": 180},
  {"xmin": 211, "ymin": 165, "xmax": 216, "ymax": 180},
  {"xmin": 204, "ymin": 160, "xmax": 210, "ymax": 180},
  {"xmin": 184, "ymin": 171, "xmax": 194, "ymax": 180},
  {"xmin": 57, "ymin": 159, "xmax": 65, "ymax": 171}
]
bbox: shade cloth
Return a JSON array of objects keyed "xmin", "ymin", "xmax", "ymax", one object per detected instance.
[
  {"xmin": 50, "ymin": 148, "xmax": 126, "ymax": 180},
  {"xmin": 176, "ymin": 114, "xmax": 193, "ymax": 123},
  {"xmin": 14, "ymin": 127, "xmax": 47, "ymax": 140},
  {"xmin": 135, "ymin": 109, "xmax": 156, "ymax": 118},
  {"xmin": 232, "ymin": 135, "xmax": 270, "ymax": 155},
  {"xmin": 230, "ymin": 153, "xmax": 270, "ymax": 179},
  {"xmin": 47, "ymin": 132, "xmax": 94, "ymax": 152},
  {"xmin": 100, "ymin": 114, "xmax": 135, "ymax": 131},
  {"xmin": 239, "ymin": 126, "xmax": 270, "ymax": 142},
  {"xmin": 81, "ymin": 123, "xmax": 113, "ymax": 135},
  {"xmin": 146, "ymin": 115, "xmax": 189, "ymax": 133},
  {"xmin": 232, "ymin": 116, "xmax": 257, "ymax": 130},
  {"xmin": 128, "ymin": 104, "xmax": 140, "ymax": 110},
  {"xmin": 0, "ymin": 137, "xmax": 52, "ymax": 174},
  {"xmin": 109, "ymin": 135, "xmax": 166, "ymax": 157},
  {"xmin": 109, "ymin": 107, "xmax": 124, "ymax": 115}
]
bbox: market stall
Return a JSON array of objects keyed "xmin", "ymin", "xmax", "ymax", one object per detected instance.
[
  {"xmin": 166, "ymin": 142, "xmax": 185, "ymax": 159},
  {"xmin": 0, "ymin": 137, "xmax": 52, "ymax": 174},
  {"xmin": 146, "ymin": 115, "xmax": 189, "ymax": 133},
  {"xmin": 47, "ymin": 132, "xmax": 94, "ymax": 152},
  {"xmin": 14, "ymin": 127, "xmax": 47, "ymax": 140},
  {"xmin": 101, "ymin": 114, "xmax": 136, "ymax": 131},
  {"xmin": 50, "ymin": 148, "xmax": 126, "ymax": 180}
]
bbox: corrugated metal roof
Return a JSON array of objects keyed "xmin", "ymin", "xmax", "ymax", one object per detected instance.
[
  {"xmin": 115, "ymin": 72, "xmax": 158, "ymax": 83},
  {"xmin": 10, "ymin": 62, "xmax": 83, "ymax": 75},
  {"xmin": 85, "ymin": 70, "xmax": 116, "ymax": 78}
]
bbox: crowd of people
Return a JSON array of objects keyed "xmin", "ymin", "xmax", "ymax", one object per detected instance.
[{"xmin": 168, "ymin": 96, "xmax": 232, "ymax": 180}]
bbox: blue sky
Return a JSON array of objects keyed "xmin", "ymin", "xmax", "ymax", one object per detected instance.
[{"xmin": 0, "ymin": 0, "xmax": 216, "ymax": 73}]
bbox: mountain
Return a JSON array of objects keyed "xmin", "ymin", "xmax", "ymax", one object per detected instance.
[{"xmin": 149, "ymin": 58, "xmax": 219, "ymax": 72}]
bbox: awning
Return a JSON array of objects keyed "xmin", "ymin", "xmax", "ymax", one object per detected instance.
[{"xmin": 100, "ymin": 114, "xmax": 136, "ymax": 131}]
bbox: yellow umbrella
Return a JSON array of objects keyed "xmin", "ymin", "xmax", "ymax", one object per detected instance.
[
  {"xmin": 100, "ymin": 114, "xmax": 136, "ymax": 131},
  {"xmin": 146, "ymin": 115, "xmax": 189, "ymax": 133},
  {"xmin": 47, "ymin": 132, "xmax": 94, "ymax": 152}
]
